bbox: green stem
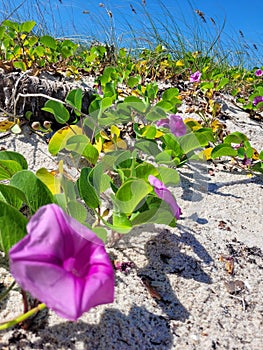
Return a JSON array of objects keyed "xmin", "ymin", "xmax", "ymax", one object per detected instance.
[
  {"xmin": 0, "ymin": 281, "xmax": 16, "ymax": 302},
  {"xmin": 0, "ymin": 303, "xmax": 46, "ymax": 331}
]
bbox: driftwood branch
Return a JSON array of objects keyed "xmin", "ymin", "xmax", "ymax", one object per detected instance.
[{"xmin": 0, "ymin": 70, "xmax": 94, "ymax": 129}]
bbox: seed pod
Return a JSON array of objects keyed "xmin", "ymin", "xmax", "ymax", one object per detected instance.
[
  {"xmin": 43, "ymin": 120, "xmax": 52, "ymax": 129},
  {"xmin": 31, "ymin": 121, "xmax": 40, "ymax": 130}
]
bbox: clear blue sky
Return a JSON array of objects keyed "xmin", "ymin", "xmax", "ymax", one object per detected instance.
[{"xmin": 1, "ymin": 0, "xmax": 262, "ymax": 66}]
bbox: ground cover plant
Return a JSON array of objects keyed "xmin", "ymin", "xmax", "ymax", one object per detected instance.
[{"xmin": 0, "ymin": 1, "xmax": 262, "ymax": 331}]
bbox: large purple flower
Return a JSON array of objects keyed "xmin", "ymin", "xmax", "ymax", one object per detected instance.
[
  {"xmin": 190, "ymin": 70, "xmax": 201, "ymax": 83},
  {"xmin": 156, "ymin": 114, "xmax": 186, "ymax": 137},
  {"xmin": 148, "ymin": 175, "xmax": 181, "ymax": 220},
  {"xmin": 253, "ymin": 96, "xmax": 263, "ymax": 106},
  {"xmin": 9, "ymin": 204, "xmax": 114, "ymax": 321}
]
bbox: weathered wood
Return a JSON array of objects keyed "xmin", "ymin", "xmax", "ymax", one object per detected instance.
[{"xmin": 0, "ymin": 69, "xmax": 94, "ymax": 129}]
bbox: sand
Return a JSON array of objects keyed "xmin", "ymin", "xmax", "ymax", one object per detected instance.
[{"xmin": 0, "ymin": 90, "xmax": 262, "ymax": 350}]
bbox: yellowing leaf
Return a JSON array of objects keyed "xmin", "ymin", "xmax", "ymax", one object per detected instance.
[
  {"xmin": 252, "ymin": 149, "xmax": 259, "ymax": 160},
  {"xmin": 184, "ymin": 118, "xmax": 202, "ymax": 131},
  {"xmin": 48, "ymin": 125, "xmax": 83, "ymax": 155},
  {"xmin": 94, "ymin": 136, "xmax": 103, "ymax": 153},
  {"xmin": 155, "ymin": 129, "xmax": 164, "ymax": 138},
  {"xmin": 36, "ymin": 168, "xmax": 61, "ymax": 195},
  {"xmin": 100, "ymin": 130, "xmax": 110, "ymax": 140},
  {"xmin": 0, "ymin": 120, "xmax": 15, "ymax": 132},
  {"xmin": 103, "ymin": 138, "xmax": 127, "ymax": 152},
  {"xmin": 176, "ymin": 60, "xmax": 184, "ymax": 67},
  {"xmin": 111, "ymin": 125, "xmax": 120, "ymax": 138},
  {"xmin": 140, "ymin": 86, "xmax": 146, "ymax": 94},
  {"xmin": 202, "ymin": 147, "xmax": 213, "ymax": 160},
  {"xmin": 211, "ymin": 119, "xmax": 223, "ymax": 132},
  {"xmin": 131, "ymin": 90, "xmax": 141, "ymax": 97}
]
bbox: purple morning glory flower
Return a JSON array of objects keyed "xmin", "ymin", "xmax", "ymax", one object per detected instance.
[
  {"xmin": 255, "ymin": 69, "xmax": 263, "ymax": 77},
  {"xmin": 9, "ymin": 204, "xmax": 114, "ymax": 321},
  {"xmin": 190, "ymin": 70, "xmax": 201, "ymax": 83},
  {"xmin": 148, "ymin": 175, "xmax": 181, "ymax": 220},
  {"xmin": 253, "ymin": 96, "xmax": 263, "ymax": 106},
  {"xmin": 156, "ymin": 114, "xmax": 186, "ymax": 137}
]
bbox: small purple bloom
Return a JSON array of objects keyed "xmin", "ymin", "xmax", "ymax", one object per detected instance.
[
  {"xmin": 190, "ymin": 70, "xmax": 201, "ymax": 83},
  {"xmin": 253, "ymin": 96, "xmax": 263, "ymax": 106},
  {"xmin": 156, "ymin": 114, "xmax": 186, "ymax": 137},
  {"xmin": 9, "ymin": 204, "xmax": 114, "ymax": 321},
  {"xmin": 255, "ymin": 69, "xmax": 263, "ymax": 77},
  {"xmin": 242, "ymin": 155, "xmax": 252, "ymax": 166},
  {"xmin": 148, "ymin": 175, "xmax": 181, "ymax": 220}
]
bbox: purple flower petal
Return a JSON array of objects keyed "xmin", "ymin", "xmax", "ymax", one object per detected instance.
[
  {"xmin": 169, "ymin": 114, "xmax": 187, "ymax": 137},
  {"xmin": 255, "ymin": 69, "xmax": 263, "ymax": 77},
  {"xmin": 9, "ymin": 204, "xmax": 114, "ymax": 321},
  {"xmin": 148, "ymin": 175, "xmax": 181, "ymax": 220},
  {"xmin": 190, "ymin": 70, "xmax": 201, "ymax": 83},
  {"xmin": 156, "ymin": 115, "xmax": 186, "ymax": 137},
  {"xmin": 253, "ymin": 96, "xmax": 263, "ymax": 106},
  {"xmin": 156, "ymin": 118, "xmax": 170, "ymax": 128}
]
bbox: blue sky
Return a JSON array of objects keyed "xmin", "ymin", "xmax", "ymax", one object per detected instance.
[{"xmin": 1, "ymin": 0, "xmax": 262, "ymax": 66}]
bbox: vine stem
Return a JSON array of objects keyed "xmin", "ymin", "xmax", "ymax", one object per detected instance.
[
  {"xmin": 0, "ymin": 303, "xmax": 46, "ymax": 331},
  {"xmin": 0, "ymin": 281, "xmax": 16, "ymax": 302}
]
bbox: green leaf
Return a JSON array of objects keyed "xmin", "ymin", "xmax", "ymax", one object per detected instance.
[
  {"xmin": 20, "ymin": 20, "xmax": 36, "ymax": 33},
  {"xmin": 146, "ymin": 105, "xmax": 167, "ymax": 121},
  {"xmin": 216, "ymin": 77, "xmax": 229, "ymax": 91},
  {"xmin": 65, "ymin": 134, "xmax": 89, "ymax": 153},
  {"xmin": 135, "ymin": 163, "xmax": 158, "ymax": 181},
  {"xmin": 10, "ymin": 170, "xmax": 54, "ymax": 214},
  {"xmin": 223, "ymin": 132, "xmax": 248, "ymax": 144},
  {"xmin": 78, "ymin": 168, "xmax": 100, "ymax": 208},
  {"xmin": 251, "ymin": 162, "xmax": 263, "ymax": 173},
  {"xmin": 194, "ymin": 128, "xmax": 215, "ymax": 146},
  {"xmin": 13, "ymin": 61, "xmax": 27, "ymax": 71},
  {"xmin": 0, "ymin": 160, "xmax": 23, "ymax": 180},
  {"xmin": 82, "ymin": 143, "xmax": 99, "ymax": 165},
  {"xmin": 122, "ymin": 96, "xmax": 148, "ymax": 113},
  {"xmin": 0, "ymin": 201, "xmax": 28, "ymax": 254},
  {"xmin": 211, "ymin": 144, "xmax": 238, "ymax": 159},
  {"xmin": 130, "ymin": 202, "xmax": 175, "ymax": 226},
  {"xmin": 163, "ymin": 133, "xmax": 182, "ymax": 154},
  {"xmin": 89, "ymin": 162, "xmax": 111, "ymax": 193},
  {"xmin": 155, "ymin": 100, "xmax": 174, "ymax": 111},
  {"xmin": 66, "ymin": 89, "xmax": 82, "ymax": 116},
  {"xmin": 92, "ymin": 227, "xmax": 108, "ymax": 242},
  {"xmin": 135, "ymin": 139, "xmax": 160, "ymax": 157},
  {"xmin": 40, "ymin": 35, "xmax": 57, "ymax": 49},
  {"xmin": 162, "ymin": 87, "xmax": 179, "ymax": 100},
  {"xmin": 127, "ymin": 76, "xmax": 140, "ymax": 88},
  {"xmin": 0, "ymin": 184, "xmax": 26, "ymax": 209},
  {"xmin": 114, "ymin": 179, "xmax": 151, "ymax": 215},
  {"xmin": 179, "ymin": 132, "xmax": 203, "ymax": 154},
  {"xmin": 157, "ymin": 166, "xmax": 180, "ymax": 185},
  {"xmin": 67, "ymin": 200, "xmax": 87, "ymax": 223},
  {"xmin": 112, "ymin": 212, "xmax": 132, "ymax": 234},
  {"xmin": 0, "ymin": 151, "xmax": 28, "ymax": 169},
  {"xmin": 42, "ymin": 100, "xmax": 70, "ymax": 124}
]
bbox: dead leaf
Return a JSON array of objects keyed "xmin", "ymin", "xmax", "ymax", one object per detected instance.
[
  {"xmin": 0, "ymin": 120, "xmax": 15, "ymax": 132},
  {"xmin": 219, "ymin": 255, "xmax": 234, "ymax": 274},
  {"xmin": 141, "ymin": 276, "xmax": 162, "ymax": 300}
]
